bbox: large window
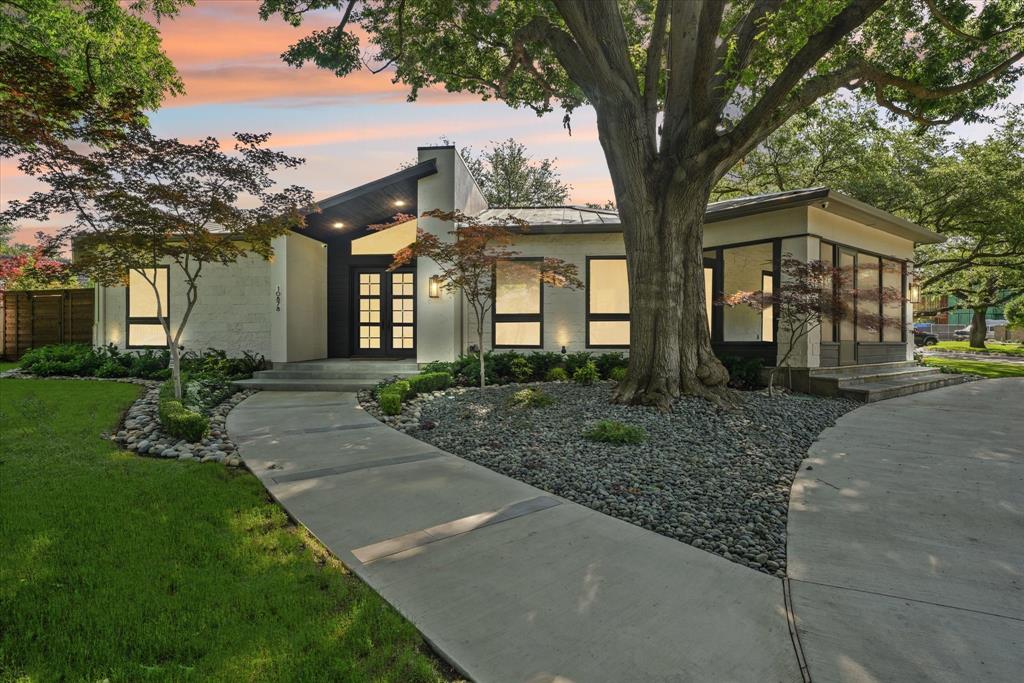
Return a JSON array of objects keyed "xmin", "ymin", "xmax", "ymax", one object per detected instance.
[
  {"xmin": 857, "ymin": 253, "xmax": 881, "ymax": 342},
  {"xmin": 721, "ymin": 242, "xmax": 774, "ymax": 342},
  {"xmin": 127, "ymin": 267, "xmax": 170, "ymax": 347},
  {"xmin": 493, "ymin": 259, "xmax": 542, "ymax": 347},
  {"xmin": 881, "ymin": 258, "xmax": 904, "ymax": 342},
  {"xmin": 586, "ymin": 257, "xmax": 629, "ymax": 347},
  {"xmin": 819, "ymin": 241, "xmax": 835, "ymax": 342}
]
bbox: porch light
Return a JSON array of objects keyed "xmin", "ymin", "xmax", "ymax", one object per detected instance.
[
  {"xmin": 428, "ymin": 275, "xmax": 441, "ymax": 298},
  {"xmin": 394, "ymin": 199, "xmax": 406, "ymax": 207},
  {"xmin": 332, "ymin": 221, "xmax": 345, "ymax": 228},
  {"xmin": 909, "ymin": 282, "xmax": 921, "ymax": 304}
]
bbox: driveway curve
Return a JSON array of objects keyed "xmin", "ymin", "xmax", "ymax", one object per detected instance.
[{"xmin": 787, "ymin": 378, "xmax": 1024, "ymax": 682}]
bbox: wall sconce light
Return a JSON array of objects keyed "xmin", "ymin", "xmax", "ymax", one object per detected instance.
[
  {"xmin": 909, "ymin": 282, "xmax": 921, "ymax": 304},
  {"xmin": 560, "ymin": 345, "xmax": 567, "ymax": 355},
  {"xmin": 428, "ymin": 275, "xmax": 441, "ymax": 298}
]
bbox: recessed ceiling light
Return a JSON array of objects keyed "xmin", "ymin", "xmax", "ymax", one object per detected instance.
[
  {"xmin": 393, "ymin": 200, "xmax": 406, "ymax": 207},
  {"xmin": 332, "ymin": 221, "xmax": 345, "ymax": 228}
]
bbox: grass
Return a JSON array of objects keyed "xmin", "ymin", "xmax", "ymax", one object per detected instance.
[
  {"xmin": 931, "ymin": 341, "xmax": 1024, "ymax": 357},
  {"xmin": 584, "ymin": 419, "xmax": 647, "ymax": 445},
  {"xmin": 0, "ymin": 378, "xmax": 450, "ymax": 682},
  {"xmin": 923, "ymin": 357, "xmax": 1024, "ymax": 379},
  {"xmin": 0, "ymin": 361, "xmax": 18, "ymax": 372}
]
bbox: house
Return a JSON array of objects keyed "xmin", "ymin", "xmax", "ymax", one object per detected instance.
[{"xmin": 91, "ymin": 145, "xmax": 947, "ymax": 395}]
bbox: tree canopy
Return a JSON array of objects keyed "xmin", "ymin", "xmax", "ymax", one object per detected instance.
[{"xmin": 461, "ymin": 138, "xmax": 571, "ymax": 207}]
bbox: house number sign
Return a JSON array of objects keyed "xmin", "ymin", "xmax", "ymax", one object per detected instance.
[{"xmin": 275, "ymin": 286, "xmax": 281, "ymax": 311}]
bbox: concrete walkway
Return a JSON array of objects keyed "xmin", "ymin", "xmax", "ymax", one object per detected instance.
[
  {"xmin": 229, "ymin": 391, "xmax": 801, "ymax": 682},
  {"xmin": 787, "ymin": 378, "xmax": 1024, "ymax": 682}
]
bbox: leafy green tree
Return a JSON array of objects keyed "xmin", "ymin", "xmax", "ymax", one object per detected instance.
[
  {"xmin": 1004, "ymin": 296, "xmax": 1024, "ymax": 329},
  {"xmin": 462, "ymin": 138, "xmax": 571, "ymax": 207},
  {"xmin": 261, "ymin": 0, "xmax": 1023, "ymax": 406}
]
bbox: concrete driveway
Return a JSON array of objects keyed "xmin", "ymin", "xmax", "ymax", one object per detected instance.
[
  {"xmin": 229, "ymin": 391, "xmax": 801, "ymax": 683},
  {"xmin": 787, "ymin": 378, "xmax": 1024, "ymax": 682}
]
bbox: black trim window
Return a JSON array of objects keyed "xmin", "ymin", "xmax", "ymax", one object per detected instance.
[
  {"xmin": 493, "ymin": 258, "xmax": 543, "ymax": 348},
  {"xmin": 126, "ymin": 266, "xmax": 170, "ymax": 348},
  {"xmin": 586, "ymin": 256, "xmax": 630, "ymax": 348}
]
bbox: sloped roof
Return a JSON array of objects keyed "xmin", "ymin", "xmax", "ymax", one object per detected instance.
[{"xmin": 475, "ymin": 206, "xmax": 620, "ymax": 226}]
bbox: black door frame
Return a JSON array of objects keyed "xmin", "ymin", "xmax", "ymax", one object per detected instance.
[{"xmin": 350, "ymin": 266, "xmax": 417, "ymax": 358}]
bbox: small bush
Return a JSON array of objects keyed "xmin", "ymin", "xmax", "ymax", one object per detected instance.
[
  {"xmin": 378, "ymin": 389, "xmax": 404, "ymax": 415},
  {"xmin": 508, "ymin": 355, "xmax": 533, "ymax": 382},
  {"xmin": 595, "ymin": 352, "xmax": 628, "ymax": 379},
  {"xmin": 719, "ymin": 356, "xmax": 764, "ymax": 390},
  {"xmin": 451, "ymin": 353, "xmax": 496, "ymax": 386},
  {"xmin": 509, "ymin": 387, "xmax": 555, "ymax": 409},
  {"xmin": 609, "ymin": 366, "xmax": 627, "ymax": 382},
  {"xmin": 527, "ymin": 352, "xmax": 563, "ymax": 380},
  {"xmin": 407, "ymin": 371, "xmax": 452, "ymax": 395},
  {"xmin": 158, "ymin": 396, "xmax": 209, "ymax": 442},
  {"xmin": 545, "ymin": 367, "xmax": 569, "ymax": 382},
  {"xmin": 564, "ymin": 351, "xmax": 593, "ymax": 375},
  {"xmin": 420, "ymin": 360, "xmax": 455, "ymax": 375},
  {"xmin": 584, "ymin": 419, "xmax": 646, "ymax": 445},
  {"xmin": 20, "ymin": 344, "xmax": 101, "ymax": 376},
  {"xmin": 573, "ymin": 360, "xmax": 600, "ymax": 385},
  {"xmin": 95, "ymin": 359, "xmax": 130, "ymax": 378}
]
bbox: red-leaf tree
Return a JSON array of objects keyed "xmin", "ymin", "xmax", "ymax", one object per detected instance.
[
  {"xmin": 0, "ymin": 247, "xmax": 74, "ymax": 290},
  {"xmin": 379, "ymin": 209, "xmax": 582, "ymax": 387},
  {"xmin": 723, "ymin": 256, "xmax": 905, "ymax": 395}
]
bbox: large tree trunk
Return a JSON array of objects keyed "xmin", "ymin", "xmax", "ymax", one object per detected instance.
[
  {"xmin": 595, "ymin": 106, "xmax": 727, "ymax": 408},
  {"xmin": 969, "ymin": 307, "xmax": 987, "ymax": 349}
]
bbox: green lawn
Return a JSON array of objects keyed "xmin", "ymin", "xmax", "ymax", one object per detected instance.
[
  {"xmin": 923, "ymin": 357, "xmax": 1024, "ymax": 379},
  {"xmin": 0, "ymin": 361, "xmax": 19, "ymax": 372},
  {"xmin": 0, "ymin": 378, "xmax": 450, "ymax": 682},
  {"xmin": 931, "ymin": 341, "xmax": 1024, "ymax": 357}
]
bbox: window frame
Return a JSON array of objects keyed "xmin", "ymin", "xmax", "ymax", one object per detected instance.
[
  {"xmin": 491, "ymin": 257, "xmax": 544, "ymax": 349},
  {"xmin": 126, "ymin": 265, "xmax": 171, "ymax": 349},
  {"xmin": 585, "ymin": 255, "xmax": 630, "ymax": 349},
  {"xmin": 709, "ymin": 238, "xmax": 781, "ymax": 345}
]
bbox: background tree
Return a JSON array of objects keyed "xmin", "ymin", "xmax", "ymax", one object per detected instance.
[
  {"xmin": 261, "ymin": 0, "xmax": 1024, "ymax": 407},
  {"xmin": 384, "ymin": 209, "xmax": 581, "ymax": 387},
  {"xmin": 462, "ymin": 138, "xmax": 572, "ymax": 207},
  {"xmin": 1, "ymin": 122, "xmax": 314, "ymax": 399},
  {"xmin": 1004, "ymin": 296, "xmax": 1024, "ymax": 330},
  {"xmin": 924, "ymin": 266, "xmax": 1024, "ymax": 347},
  {"xmin": 0, "ymin": 246, "xmax": 74, "ymax": 290}
]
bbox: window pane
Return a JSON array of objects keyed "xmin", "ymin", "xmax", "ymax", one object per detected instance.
[
  {"xmin": 351, "ymin": 219, "xmax": 416, "ymax": 255},
  {"xmin": 761, "ymin": 272, "xmax": 774, "ymax": 343},
  {"xmin": 129, "ymin": 323, "xmax": 166, "ymax": 346},
  {"xmin": 589, "ymin": 320, "xmax": 629, "ymax": 346},
  {"xmin": 704, "ymin": 267, "xmax": 713, "ymax": 334},
  {"xmin": 128, "ymin": 268, "xmax": 169, "ymax": 318},
  {"xmin": 722, "ymin": 243, "xmax": 773, "ymax": 341},
  {"xmin": 882, "ymin": 259, "xmax": 903, "ymax": 342},
  {"xmin": 819, "ymin": 243, "xmax": 834, "ymax": 342},
  {"xmin": 494, "ymin": 321, "xmax": 540, "ymax": 346},
  {"xmin": 839, "ymin": 251, "xmax": 855, "ymax": 343},
  {"xmin": 857, "ymin": 254, "xmax": 880, "ymax": 342},
  {"xmin": 495, "ymin": 260, "xmax": 541, "ymax": 314},
  {"xmin": 589, "ymin": 258, "xmax": 629, "ymax": 314}
]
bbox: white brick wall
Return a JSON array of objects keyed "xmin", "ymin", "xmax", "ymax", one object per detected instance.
[{"xmin": 97, "ymin": 256, "xmax": 273, "ymax": 358}]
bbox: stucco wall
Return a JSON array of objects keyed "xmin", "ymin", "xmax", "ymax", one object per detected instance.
[
  {"xmin": 270, "ymin": 232, "xmax": 328, "ymax": 363},
  {"xmin": 807, "ymin": 207, "xmax": 915, "ymax": 260},
  {"xmin": 95, "ymin": 254, "xmax": 273, "ymax": 358}
]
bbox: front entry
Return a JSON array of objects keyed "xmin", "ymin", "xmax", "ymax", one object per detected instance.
[{"xmin": 353, "ymin": 268, "xmax": 416, "ymax": 357}]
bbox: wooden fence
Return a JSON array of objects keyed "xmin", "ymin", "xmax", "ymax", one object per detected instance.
[{"xmin": 1, "ymin": 289, "xmax": 94, "ymax": 360}]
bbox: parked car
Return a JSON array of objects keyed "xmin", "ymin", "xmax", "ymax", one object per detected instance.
[
  {"xmin": 914, "ymin": 330, "xmax": 939, "ymax": 346},
  {"xmin": 953, "ymin": 321, "xmax": 1006, "ymax": 340}
]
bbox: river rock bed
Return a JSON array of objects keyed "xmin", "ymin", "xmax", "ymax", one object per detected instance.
[
  {"xmin": 111, "ymin": 385, "xmax": 256, "ymax": 465},
  {"xmin": 366, "ymin": 381, "xmax": 857, "ymax": 577}
]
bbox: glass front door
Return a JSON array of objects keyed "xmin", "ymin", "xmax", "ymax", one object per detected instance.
[{"xmin": 354, "ymin": 268, "xmax": 416, "ymax": 357}]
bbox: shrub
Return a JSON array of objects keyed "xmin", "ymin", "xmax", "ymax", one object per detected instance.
[
  {"xmin": 595, "ymin": 352, "xmax": 628, "ymax": 379},
  {"xmin": 508, "ymin": 355, "xmax": 533, "ymax": 382},
  {"xmin": 378, "ymin": 389, "xmax": 404, "ymax": 415},
  {"xmin": 488, "ymin": 350, "xmax": 524, "ymax": 382},
  {"xmin": 609, "ymin": 366, "xmax": 627, "ymax": 382},
  {"xmin": 20, "ymin": 344, "xmax": 102, "ymax": 376},
  {"xmin": 451, "ymin": 353, "xmax": 496, "ymax": 386},
  {"xmin": 407, "ymin": 371, "xmax": 452, "ymax": 395},
  {"xmin": 545, "ymin": 367, "xmax": 569, "ymax": 382},
  {"xmin": 584, "ymin": 419, "xmax": 646, "ymax": 445},
  {"xmin": 420, "ymin": 360, "xmax": 455, "ymax": 374},
  {"xmin": 719, "ymin": 356, "xmax": 764, "ymax": 390},
  {"xmin": 573, "ymin": 360, "xmax": 600, "ymax": 385},
  {"xmin": 95, "ymin": 359, "xmax": 130, "ymax": 378},
  {"xmin": 527, "ymin": 352, "xmax": 563, "ymax": 380},
  {"xmin": 509, "ymin": 387, "xmax": 555, "ymax": 408},
  {"xmin": 181, "ymin": 348, "xmax": 266, "ymax": 380},
  {"xmin": 158, "ymin": 396, "xmax": 209, "ymax": 442},
  {"xmin": 564, "ymin": 351, "xmax": 593, "ymax": 375},
  {"xmin": 183, "ymin": 376, "xmax": 236, "ymax": 411}
]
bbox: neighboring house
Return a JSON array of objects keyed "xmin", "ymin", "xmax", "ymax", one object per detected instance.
[
  {"xmin": 916, "ymin": 294, "xmax": 1009, "ymax": 326},
  {"xmin": 90, "ymin": 145, "xmax": 942, "ymax": 371}
]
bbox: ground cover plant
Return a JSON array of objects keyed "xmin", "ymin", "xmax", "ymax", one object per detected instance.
[
  {"xmin": 923, "ymin": 356, "xmax": 1024, "ymax": 379},
  {"xmin": 0, "ymin": 378, "xmax": 449, "ymax": 681}
]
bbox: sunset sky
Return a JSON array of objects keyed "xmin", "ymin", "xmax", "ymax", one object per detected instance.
[{"xmin": 3, "ymin": 0, "xmax": 1022, "ymax": 245}]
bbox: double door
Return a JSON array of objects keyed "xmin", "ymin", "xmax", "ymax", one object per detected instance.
[{"xmin": 354, "ymin": 268, "xmax": 415, "ymax": 357}]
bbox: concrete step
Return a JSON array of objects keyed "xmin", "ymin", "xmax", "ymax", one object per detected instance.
[
  {"xmin": 233, "ymin": 377, "xmax": 381, "ymax": 392},
  {"xmin": 254, "ymin": 368, "xmax": 418, "ymax": 380},
  {"xmin": 836, "ymin": 372, "xmax": 971, "ymax": 403},
  {"xmin": 273, "ymin": 359, "xmax": 418, "ymax": 372},
  {"xmin": 808, "ymin": 361, "xmax": 917, "ymax": 378}
]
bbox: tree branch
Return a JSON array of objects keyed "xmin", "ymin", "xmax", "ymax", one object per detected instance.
[
  {"xmin": 642, "ymin": 0, "xmax": 669, "ymax": 137},
  {"xmin": 922, "ymin": 0, "xmax": 1021, "ymax": 44}
]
